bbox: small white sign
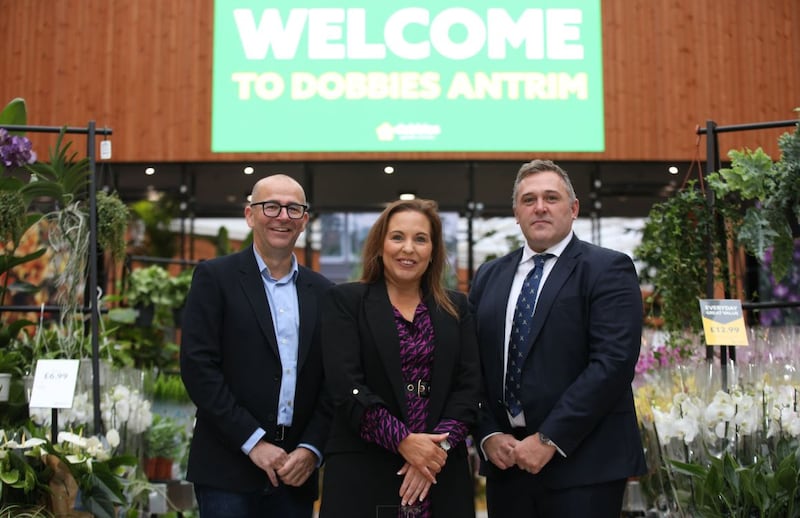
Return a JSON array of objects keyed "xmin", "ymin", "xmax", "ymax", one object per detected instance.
[
  {"xmin": 100, "ymin": 140, "xmax": 112, "ymax": 159},
  {"xmin": 29, "ymin": 359, "xmax": 80, "ymax": 409}
]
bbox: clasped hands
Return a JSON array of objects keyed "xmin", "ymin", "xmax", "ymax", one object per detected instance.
[
  {"xmin": 484, "ymin": 432, "xmax": 555, "ymax": 474},
  {"xmin": 396, "ymin": 432, "xmax": 450, "ymax": 506},
  {"xmin": 248, "ymin": 441, "xmax": 317, "ymax": 488}
]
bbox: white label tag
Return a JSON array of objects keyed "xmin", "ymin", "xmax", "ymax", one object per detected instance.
[
  {"xmin": 100, "ymin": 140, "xmax": 112, "ymax": 159},
  {"xmin": 29, "ymin": 359, "xmax": 80, "ymax": 409}
]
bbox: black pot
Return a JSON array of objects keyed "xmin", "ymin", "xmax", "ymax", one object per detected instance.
[{"xmin": 135, "ymin": 304, "xmax": 155, "ymax": 327}]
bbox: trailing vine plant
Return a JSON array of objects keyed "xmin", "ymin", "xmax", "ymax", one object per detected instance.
[
  {"xmin": 636, "ymin": 117, "xmax": 800, "ymax": 344},
  {"xmin": 635, "ymin": 182, "xmax": 733, "ymax": 342}
]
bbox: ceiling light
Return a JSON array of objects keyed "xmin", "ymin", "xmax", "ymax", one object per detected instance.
[
  {"xmin": 384, "ymin": 166, "xmax": 395, "ymax": 174},
  {"xmin": 144, "ymin": 167, "xmax": 155, "ymax": 176},
  {"xmin": 243, "ymin": 166, "xmax": 254, "ymax": 175},
  {"xmin": 668, "ymin": 166, "xmax": 679, "ymax": 175},
  {"xmin": 399, "ymin": 193, "xmax": 415, "ymax": 201}
]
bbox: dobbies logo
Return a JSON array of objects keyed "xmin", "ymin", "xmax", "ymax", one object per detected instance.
[{"xmin": 375, "ymin": 122, "xmax": 441, "ymax": 142}]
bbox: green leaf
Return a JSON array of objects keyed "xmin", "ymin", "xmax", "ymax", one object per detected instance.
[
  {"xmin": 722, "ymin": 453, "xmax": 740, "ymax": 493},
  {"xmin": 669, "ymin": 458, "xmax": 709, "ymax": 477},
  {"xmin": 0, "ymin": 177, "xmax": 25, "ymax": 192},
  {"xmin": 23, "ymin": 128, "xmax": 91, "ymax": 205},
  {"xmin": 0, "ymin": 97, "xmax": 28, "ymax": 130},
  {"xmin": 106, "ymin": 307, "xmax": 138, "ymax": 324},
  {"xmin": 0, "ymin": 469, "xmax": 20, "ymax": 484},
  {"xmin": 0, "ymin": 248, "xmax": 47, "ymax": 274}
]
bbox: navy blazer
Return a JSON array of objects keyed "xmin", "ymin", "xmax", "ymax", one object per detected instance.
[
  {"xmin": 469, "ymin": 234, "xmax": 647, "ymax": 488},
  {"xmin": 180, "ymin": 247, "xmax": 333, "ymax": 498}
]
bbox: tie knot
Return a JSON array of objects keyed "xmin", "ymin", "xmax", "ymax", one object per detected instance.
[{"xmin": 533, "ymin": 253, "xmax": 553, "ymax": 267}]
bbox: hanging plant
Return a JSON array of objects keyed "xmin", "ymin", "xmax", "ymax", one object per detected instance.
[
  {"xmin": 96, "ymin": 190, "xmax": 129, "ymax": 262},
  {"xmin": 635, "ymin": 182, "xmax": 731, "ymax": 339},
  {"xmin": 637, "ymin": 117, "xmax": 800, "ymax": 340},
  {"xmin": 708, "ymin": 121, "xmax": 800, "ymax": 282}
]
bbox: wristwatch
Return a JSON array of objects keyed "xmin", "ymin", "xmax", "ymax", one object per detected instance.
[
  {"xmin": 538, "ymin": 432, "xmax": 555, "ymax": 447},
  {"xmin": 438, "ymin": 439, "xmax": 451, "ymax": 452}
]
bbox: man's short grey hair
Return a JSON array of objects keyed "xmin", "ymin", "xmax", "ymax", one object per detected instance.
[{"xmin": 512, "ymin": 159, "xmax": 577, "ymax": 207}]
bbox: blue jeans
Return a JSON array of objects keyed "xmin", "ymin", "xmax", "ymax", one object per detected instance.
[{"xmin": 194, "ymin": 483, "xmax": 313, "ymax": 518}]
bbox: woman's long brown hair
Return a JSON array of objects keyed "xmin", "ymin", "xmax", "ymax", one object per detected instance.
[{"xmin": 360, "ymin": 198, "xmax": 458, "ymax": 319}]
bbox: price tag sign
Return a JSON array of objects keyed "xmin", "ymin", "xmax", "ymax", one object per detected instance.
[
  {"xmin": 100, "ymin": 139, "xmax": 112, "ymax": 159},
  {"xmin": 29, "ymin": 359, "xmax": 80, "ymax": 409},
  {"xmin": 698, "ymin": 299, "xmax": 749, "ymax": 346}
]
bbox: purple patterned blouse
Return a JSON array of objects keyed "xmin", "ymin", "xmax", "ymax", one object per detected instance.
[{"xmin": 359, "ymin": 301, "xmax": 469, "ymax": 517}]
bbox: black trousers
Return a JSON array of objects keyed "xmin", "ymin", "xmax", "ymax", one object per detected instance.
[{"xmin": 485, "ymin": 469, "xmax": 627, "ymax": 518}]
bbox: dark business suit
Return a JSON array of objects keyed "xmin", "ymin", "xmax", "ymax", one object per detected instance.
[
  {"xmin": 180, "ymin": 246, "xmax": 333, "ymax": 502},
  {"xmin": 469, "ymin": 234, "xmax": 646, "ymax": 516},
  {"xmin": 319, "ymin": 281, "xmax": 482, "ymax": 518}
]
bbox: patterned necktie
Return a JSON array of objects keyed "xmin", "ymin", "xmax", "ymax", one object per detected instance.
[{"xmin": 505, "ymin": 253, "xmax": 553, "ymax": 417}]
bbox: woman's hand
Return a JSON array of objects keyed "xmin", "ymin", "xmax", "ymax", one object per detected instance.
[
  {"xmin": 397, "ymin": 463, "xmax": 433, "ymax": 505},
  {"xmin": 397, "ymin": 432, "xmax": 449, "ymax": 483}
]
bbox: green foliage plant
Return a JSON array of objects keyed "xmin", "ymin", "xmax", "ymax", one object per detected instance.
[
  {"xmin": 96, "ymin": 190, "xmax": 130, "ymax": 262},
  {"xmin": 0, "ymin": 99, "xmax": 46, "ymax": 308},
  {"xmin": 144, "ymin": 415, "xmax": 185, "ymax": 460},
  {"xmin": 129, "ymin": 199, "xmax": 178, "ymax": 258},
  {"xmin": 150, "ymin": 372, "xmax": 190, "ymax": 403},
  {"xmin": 669, "ymin": 438, "xmax": 800, "ymax": 517},
  {"xmin": 707, "ymin": 121, "xmax": 800, "ymax": 282},
  {"xmin": 635, "ymin": 182, "xmax": 732, "ymax": 340},
  {"xmin": 636, "ymin": 119, "xmax": 800, "ymax": 340},
  {"xmin": 124, "ymin": 265, "xmax": 193, "ymax": 324}
]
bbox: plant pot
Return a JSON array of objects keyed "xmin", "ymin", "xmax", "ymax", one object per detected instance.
[
  {"xmin": 145, "ymin": 456, "xmax": 174, "ymax": 481},
  {"xmin": 135, "ymin": 304, "xmax": 155, "ymax": 327},
  {"xmin": 0, "ymin": 372, "xmax": 12, "ymax": 402},
  {"xmin": 23, "ymin": 374, "xmax": 34, "ymax": 403}
]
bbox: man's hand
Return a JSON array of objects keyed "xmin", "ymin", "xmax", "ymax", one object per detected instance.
[
  {"xmin": 483, "ymin": 433, "xmax": 519, "ymax": 470},
  {"xmin": 397, "ymin": 463, "xmax": 433, "ymax": 506},
  {"xmin": 247, "ymin": 441, "xmax": 288, "ymax": 487},
  {"xmin": 397, "ymin": 432, "xmax": 449, "ymax": 483},
  {"xmin": 512, "ymin": 434, "xmax": 556, "ymax": 474},
  {"xmin": 277, "ymin": 447, "xmax": 317, "ymax": 487}
]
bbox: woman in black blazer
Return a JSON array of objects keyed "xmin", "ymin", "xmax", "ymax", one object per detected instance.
[{"xmin": 320, "ymin": 199, "xmax": 482, "ymax": 518}]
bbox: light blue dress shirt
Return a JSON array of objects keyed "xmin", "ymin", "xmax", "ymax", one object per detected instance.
[{"xmin": 241, "ymin": 249, "xmax": 321, "ymax": 463}]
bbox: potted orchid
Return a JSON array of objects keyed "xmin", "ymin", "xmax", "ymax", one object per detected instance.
[{"xmin": 636, "ymin": 326, "xmax": 800, "ymax": 517}]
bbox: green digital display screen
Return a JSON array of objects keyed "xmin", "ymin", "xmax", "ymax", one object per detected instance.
[{"xmin": 212, "ymin": 1, "xmax": 604, "ymax": 152}]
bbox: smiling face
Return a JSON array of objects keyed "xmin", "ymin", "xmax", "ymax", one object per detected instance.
[
  {"xmin": 513, "ymin": 170, "xmax": 579, "ymax": 252},
  {"xmin": 381, "ymin": 209, "xmax": 433, "ymax": 290},
  {"xmin": 245, "ymin": 174, "xmax": 308, "ymax": 257}
]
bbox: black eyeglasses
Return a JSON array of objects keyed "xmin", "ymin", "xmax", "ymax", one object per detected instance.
[{"xmin": 250, "ymin": 201, "xmax": 309, "ymax": 219}]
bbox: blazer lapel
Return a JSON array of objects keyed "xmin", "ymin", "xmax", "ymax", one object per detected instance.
[
  {"xmin": 491, "ymin": 250, "xmax": 523, "ymax": 381},
  {"xmin": 295, "ymin": 269, "xmax": 317, "ymax": 369},
  {"xmin": 428, "ymin": 296, "xmax": 457, "ymax": 425},
  {"xmin": 526, "ymin": 235, "xmax": 580, "ymax": 348},
  {"xmin": 238, "ymin": 249, "xmax": 279, "ymax": 356},
  {"xmin": 364, "ymin": 282, "xmax": 407, "ymax": 417}
]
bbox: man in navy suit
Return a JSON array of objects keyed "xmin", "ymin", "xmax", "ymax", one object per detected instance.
[
  {"xmin": 469, "ymin": 160, "xmax": 647, "ymax": 517},
  {"xmin": 180, "ymin": 174, "xmax": 333, "ymax": 517}
]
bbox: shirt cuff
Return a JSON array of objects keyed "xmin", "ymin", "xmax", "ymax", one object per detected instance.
[
  {"xmin": 479, "ymin": 431, "xmax": 503, "ymax": 460},
  {"xmin": 549, "ymin": 439, "xmax": 567, "ymax": 458},
  {"xmin": 298, "ymin": 443, "xmax": 323, "ymax": 467},
  {"xmin": 242, "ymin": 427, "xmax": 266, "ymax": 455}
]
